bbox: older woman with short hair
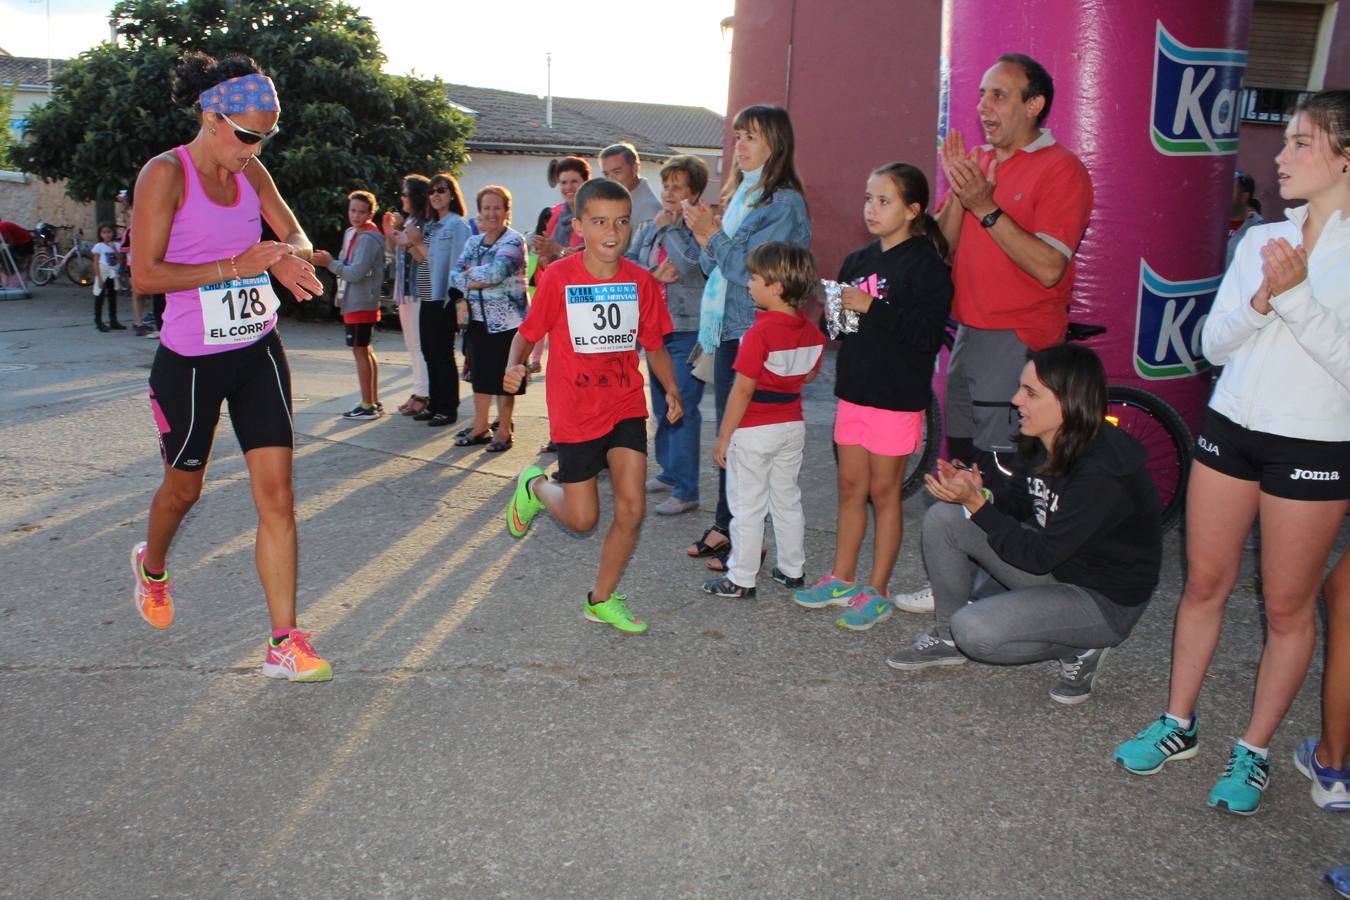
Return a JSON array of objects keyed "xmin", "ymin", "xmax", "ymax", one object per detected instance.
[{"xmin": 449, "ymin": 184, "xmax": 528, "ymax": 452}]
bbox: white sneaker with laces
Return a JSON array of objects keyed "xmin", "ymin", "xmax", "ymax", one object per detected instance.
[{"xmin": 892, "ymin": 583, "xmax": 935, "ymax": 614}]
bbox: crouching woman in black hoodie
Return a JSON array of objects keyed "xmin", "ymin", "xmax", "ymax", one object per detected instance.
[{"xmin": 885, "ymin": 344, "xmax": 1161, "ymax": 705}]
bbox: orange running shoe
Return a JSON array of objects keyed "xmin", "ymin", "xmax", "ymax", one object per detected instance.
[
  {"xmin": 130, "ymin": 541, "xmax": 174, "ymax": 629},
  {"xmin": 262, "ymin": 630, "xmax": 333, "ymax": 683}
]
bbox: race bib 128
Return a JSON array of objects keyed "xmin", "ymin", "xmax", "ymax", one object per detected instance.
[
  {"xmin": 565, "ymin": 282, "xmax": 639, "ymax": 354},
  {"xmin": 198, "ymin": 274, "xmax": 280, "ymax": 346}
]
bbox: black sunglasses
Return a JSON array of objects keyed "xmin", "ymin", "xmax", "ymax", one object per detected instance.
[
  {"xmin": 218, "ymin": 111, "xmax": 280, "ymax": 145},
  {"xmin": 430, "ymin": 186, "xmax": 451, "ymax": 195}
]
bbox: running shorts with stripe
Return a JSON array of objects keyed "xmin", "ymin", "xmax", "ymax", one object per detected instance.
[{"xmin": 148, "ymin": 329, "xmax": 293, "ymax": 471}]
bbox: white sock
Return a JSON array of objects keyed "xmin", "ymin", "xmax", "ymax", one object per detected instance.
[
  {"xmin": 1164, "ymin": 712, "xmax": 1192, "ymax": 729},
  {"xmin": 1237, "ymin": 739, "xmax": 1269, "ymax": 759}
]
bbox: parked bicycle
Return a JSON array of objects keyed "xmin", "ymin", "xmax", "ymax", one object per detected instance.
[
  {"xmin": 29, "ymin": 223, "xmax": 95, "ymax": 287},
  {"xmin": 899, "ymin": 320, "xmax": 1193, "ymax": 531}
]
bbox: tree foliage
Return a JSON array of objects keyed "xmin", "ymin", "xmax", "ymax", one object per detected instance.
[
  {"xmin": 14, "ymin": 0, "xmax": 472, "ymax": 250},
  {"xmin": 0, "ymin": 84, "xmax": 15, "ymax": 169}
]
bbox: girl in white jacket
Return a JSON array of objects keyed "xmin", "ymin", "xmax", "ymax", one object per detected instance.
[{"xmin": 1115, "ymin": 89, "xmax": 1350, "ymax": 816}]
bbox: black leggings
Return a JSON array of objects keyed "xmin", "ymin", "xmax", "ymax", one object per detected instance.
[
  {"xmin": 419, "ymin": 300, "xmax": 459, "ymax": 417},
  {"xmin": 95, "ymin": 278, "xmax": 119, "ymax": 324}
]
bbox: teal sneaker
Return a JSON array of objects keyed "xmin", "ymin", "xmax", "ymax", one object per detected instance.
[
  {"xmin": 1208, "ymin": 744, "xmax": 1270, "ymax": 816},
  {"xmin": 1114, "ymin": 714, "xmax": 1199, "ymax": 775},
  {"xmin": 506, "ymin": 465, "xmax": 547, "ymax": 537},
  {"xmin": 835, "ymin": 586, "xmax": 893, "ymax": 631},
  {"xmin": 793, "ymin": 575, "xmax": 859, "ymax": 609},
  {"xmin": 583, "ymin": 591, "xmax": 649, "ymax": 634}
]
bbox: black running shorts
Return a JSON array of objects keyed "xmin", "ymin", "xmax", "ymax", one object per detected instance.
[
  {"xmin": 555, "ymin": 417, "xmax": 647, "ymax": 484},
  {"xmin": 148, "ymin": 330, "xmax": 294, "ymax": 471},
  {"xmin": 1194, "ymin": 409, "xmax": 1350, "ymax": 501}
]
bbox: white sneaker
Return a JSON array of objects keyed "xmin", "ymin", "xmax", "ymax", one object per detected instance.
[
  {"xmin": 892, "ymin": 584, "xmax": 935, "ymax": 614},
  {"xmin": 645, "ymin": 476, "xmax": 672, "ymax": 494},
  {"xmin": 654, "ymin": 496, "xmax": 698, "ymax": 515}
]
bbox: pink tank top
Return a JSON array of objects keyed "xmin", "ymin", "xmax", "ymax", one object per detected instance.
[{"xmin": 160, "ymin": 145, "xmax": 273, "ymax": 356}]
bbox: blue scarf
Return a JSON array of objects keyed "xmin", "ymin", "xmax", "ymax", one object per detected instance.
[{"xmin": 697, "ymin": 167, "xmax": 763, "ymax": 352}]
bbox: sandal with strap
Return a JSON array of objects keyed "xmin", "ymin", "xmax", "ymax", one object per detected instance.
[
  {"xmin": 702, "ymin": 576, "xmax": 756, "ymax": 599},
  {"xmin": 402, "ymin": 395, "xmax": 429, "ymax": 416},
  {"xmin": 485, "ymin": 437, "xmax": 513, "ymax": 452},
  {"xmin": 454, "ymin": 429, "xmax": 492, "ymax": 446},
  {"xmin": 706, "ymin": 544, "xmax": 767, "ymax": 573},
  {"xmin": 687, "ymin": 526, "xmax": 730, "ymax": 559}
]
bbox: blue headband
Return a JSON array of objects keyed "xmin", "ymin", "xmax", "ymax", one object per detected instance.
[{"xmin": 199, "ymin": 74, "xmax": 280, "ymax": 115}]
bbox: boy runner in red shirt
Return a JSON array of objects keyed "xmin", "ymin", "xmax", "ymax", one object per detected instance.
[{"xmin": 503, "ymin": 178, "xmax": 683, "ymax": 633}]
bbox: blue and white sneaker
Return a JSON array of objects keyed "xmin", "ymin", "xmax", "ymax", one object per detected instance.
[
  {"xmin": 793, "ymin": 575, "xmax": 859, "ymax": 610},
  {"xmin": 1114, "ymin": 714, "xmax": 1199, "ymax": 775},
  {"xmin": 1328, "ymin": 863, "xmax": 1350, "ymax": 899},
  {"xmin": 1294, "ymin": 736, "xmax": 1350, "ymax": 811},
  {"xmin": 835, "ymin": 586, "xmax": 893, "ymax": 631},
  {"xmin": 1208, "ymin": 744, "xmax": 1270, "ymax": 816}
]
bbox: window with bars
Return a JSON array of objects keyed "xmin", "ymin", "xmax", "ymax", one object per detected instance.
[{"xmin": 1239, "ymin": 0, "xmax": 1333, "ymax": 123}]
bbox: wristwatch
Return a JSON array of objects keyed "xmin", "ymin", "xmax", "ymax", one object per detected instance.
[{"xmin": 980, "ymin": 208, "xmax": 1004, "ymax": 228}]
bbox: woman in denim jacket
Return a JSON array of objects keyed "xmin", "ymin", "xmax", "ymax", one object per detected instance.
[
  {"xmin": 449, "ymin": 184, "xmax": 528, "ymax": 452},
  {"xmin": 682, "ymin": 105, "xmax": 812, "ymax": 570},
  {"xmin": 422, "ymin": 173, "xmax": 473, "ymax": 428}
]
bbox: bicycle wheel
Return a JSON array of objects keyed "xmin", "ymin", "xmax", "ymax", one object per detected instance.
[
  {"xmin": 64, "ymin": 252, "xmax": 94, "ymax": 286},
  {"xmin": 902, "ymin": 395, "xmax": 942, "ymax": 499},
  {"xmin": 1106, "ymin": 385, "xmax": 1192, "ymax": 531},
  {"xmin": 30, "ymin": 252, "xmax": 55, "ymax": 285}
]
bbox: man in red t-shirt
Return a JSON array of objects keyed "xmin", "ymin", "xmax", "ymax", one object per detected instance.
[
  {"xmin": 502, "ymin": 178, "xmax": 681, "ymax": 634},
  {"xmin": 937, "ymin": 52, "xmax": 1094, "ymax": 486}
]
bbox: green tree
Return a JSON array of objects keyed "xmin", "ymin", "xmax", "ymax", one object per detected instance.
[
  {"xmin": 0, "ymin": 84, "xmax": 15, "ymax": 169},
  {"xmin": 14, "ymin": 0, "xmax": 471, "ymax": 251}
]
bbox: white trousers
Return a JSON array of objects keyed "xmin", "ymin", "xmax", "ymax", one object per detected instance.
[
  {"xmin": 725, "ymin": 420, "xmax": 807, "ymax": 588},
  {"xmin": 399, "ymin": 299, "xmax": 429, "ymax": 397}
]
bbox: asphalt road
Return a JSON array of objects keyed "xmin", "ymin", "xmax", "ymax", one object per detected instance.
[{"xmin": 1, "ymin": 284, "xmax": 1345, "ymax": 898}]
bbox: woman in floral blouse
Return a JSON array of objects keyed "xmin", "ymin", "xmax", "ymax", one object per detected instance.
[{"xmin": 449, "ymin": 184, "xmax": 528, "ymax": 452}]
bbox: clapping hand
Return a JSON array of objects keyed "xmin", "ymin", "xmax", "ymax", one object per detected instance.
[
  {"xmin": 1259, "ymin": 237, "xmax": 1308, "ymax": 299},
  {"xmin": 939, "ymin": 128, "xmax": 997, "ymax": 217},
  {"xmin": 925, "ymin": 458, "xmax": 986, "ymax": 509}
]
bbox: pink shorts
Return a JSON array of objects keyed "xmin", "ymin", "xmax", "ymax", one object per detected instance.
[{"xmin": 834, "ymin": 399, "xmax": 925, "ymax": 457}]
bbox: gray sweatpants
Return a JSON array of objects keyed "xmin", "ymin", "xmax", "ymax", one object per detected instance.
[
  {"xmin": 945, "ymin": 325, "xmax": 1027, "ymax": 453},
  {"xmin": 921, "ymin": 502, "xmax": 1127, "ymax": 663}
]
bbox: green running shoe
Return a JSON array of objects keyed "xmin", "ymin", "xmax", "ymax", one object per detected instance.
[
  {"xmin": 584, "ymin": 591, "xmax": 649, "ymax": 634},
  {"xmin": 1114, "ymin": 714, "xmax": 1198, "ymax": 775},
  {"xmin": 506, "ymin": 465, "xmax": 547, "ymax": 537},
  {"xmin": 1208, "ymin": 744, "xmax": 1270, "ymax": 816}
]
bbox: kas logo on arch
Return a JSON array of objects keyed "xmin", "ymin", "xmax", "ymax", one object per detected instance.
[{"xmin": 1150, "ymin": 21, "xmax": 1247, "ymax": 156}]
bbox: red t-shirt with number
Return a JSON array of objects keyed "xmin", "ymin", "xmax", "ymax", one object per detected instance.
[{"xmin": 521, "ymin": 253, "xmax": 672, "ymax": 443}]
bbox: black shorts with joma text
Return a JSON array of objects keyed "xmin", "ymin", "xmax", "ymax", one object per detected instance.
[
  {"xmin": 148, "ymin": 329, "xmax": 294, "ymax": 471},
  {"xmin": 1195, "ymin": 409, "xmax": 1350, "ymax": 501}
]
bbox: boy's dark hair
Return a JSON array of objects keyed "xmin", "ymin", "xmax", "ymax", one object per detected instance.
[
  {"xmin": 573, "ymin": 178, "xmax": 631, "ymax": 220},
  {"xmin": 997, "ymin": 53, "xmax": 1054, "ymax": 126},
  {"xmin": 659, "ymin": 154, "xmax": 709, "ymax": 198},
  {"xmin": 746, "ymin": 241, "xmax": 816, "ymax": 308},
  {"xmin": 347, "ymin": 190, "xmax": 378, "ymax": 216}
]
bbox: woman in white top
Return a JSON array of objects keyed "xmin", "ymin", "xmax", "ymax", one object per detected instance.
[{"xmin": 1115, "ymin": 90, "xmax": 1350, "ymax": 817}]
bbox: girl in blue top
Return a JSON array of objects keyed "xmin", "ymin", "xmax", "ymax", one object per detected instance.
[{"xmin": 683, "ymin": 105, "xmax": 812, "ymax": 571}]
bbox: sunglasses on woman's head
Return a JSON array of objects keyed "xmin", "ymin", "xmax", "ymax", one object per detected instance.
[{"xmin": 217, "ymin": 111, "xmax": 280, "ymax": 145}]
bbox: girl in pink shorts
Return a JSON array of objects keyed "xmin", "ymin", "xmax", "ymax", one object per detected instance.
[{"xmin": 792, "ymin": 163, "xmax": 952, "ymax": 630}]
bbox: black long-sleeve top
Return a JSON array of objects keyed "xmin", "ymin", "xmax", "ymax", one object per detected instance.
[
  {"xmin": 970, "ymin": 425, "xmax": 1163, "ymax": 630},
  {"xmin": 834, "ymin": 236, "xmax": 953, "ymax": 412}
]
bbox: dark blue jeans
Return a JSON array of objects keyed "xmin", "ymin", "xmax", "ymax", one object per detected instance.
[
  {"xmin": 713, "ymin": 337, "xmax": 739, "ymax": 531},
  {"xmin": 648, "ymin": 330, "xmax": 704, "ymax": 501}
]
